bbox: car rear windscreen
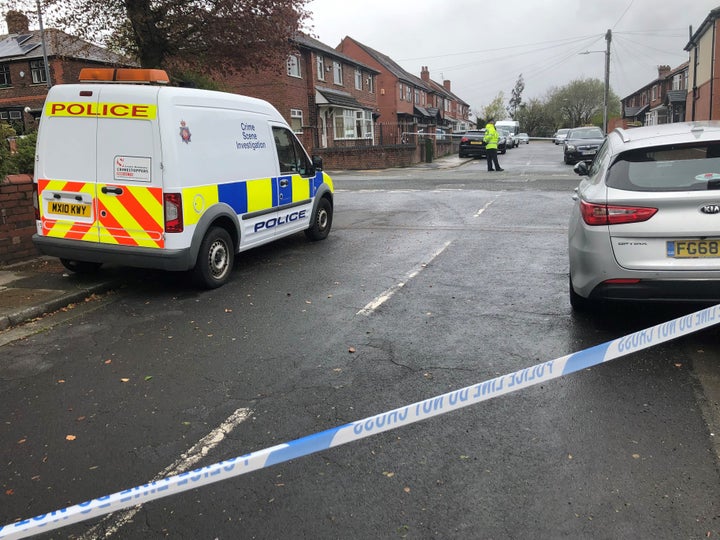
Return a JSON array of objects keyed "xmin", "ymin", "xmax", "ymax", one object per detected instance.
[{"xmin": 607, "ymin": 143, "xmax": 720, "ymax": 191}]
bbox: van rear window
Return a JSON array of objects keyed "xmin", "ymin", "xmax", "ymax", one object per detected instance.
[{"xmin": 607, "ymin": 143, "xmax": 720, "ymax": 191}]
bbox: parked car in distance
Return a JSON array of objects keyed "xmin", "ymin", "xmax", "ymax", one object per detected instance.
[
  {"xmin": 498, "ymin": 128, "xmax": 518, "ymax": 148},
  {"xmin": 568, "ymin": 121, "xmax": 720, "ymax": 310},
  {"xmin": 458, "ymin": 129, "xmax": 507, "ymax": 158},
  {"xmin": 553, "ymin": 128, "xmax": 570, "ymax": 145},
  {"xmin": 517, "ymin": 132, "xmax": 529, "ymax": 144},
  {"xmin": 563, "ymin": 126, "xmax": 605, "ymax": 165}
]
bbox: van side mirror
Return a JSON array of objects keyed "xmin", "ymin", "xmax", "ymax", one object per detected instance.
[
  {"xmin": 573, "ymin": 161, "xmax": 589, "ymax": 176},
  {"xmin": 312, "ymin": 155, "xmax": 324, "ymax": 172}
]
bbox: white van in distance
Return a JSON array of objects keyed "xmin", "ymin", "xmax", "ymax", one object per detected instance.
[{"xmin": 32, "ymin": 68, "xmax": 334, "ymax": 288}]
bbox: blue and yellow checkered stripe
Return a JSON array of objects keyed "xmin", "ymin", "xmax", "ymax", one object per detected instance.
[{"xmin": 182, "ymin": 172, "xmax": 330, "ymax": 226}]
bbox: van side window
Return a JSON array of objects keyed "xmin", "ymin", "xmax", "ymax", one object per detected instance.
[{"xmin": 272, "ymin": 126, "xmax": 314, "ymax": 177}]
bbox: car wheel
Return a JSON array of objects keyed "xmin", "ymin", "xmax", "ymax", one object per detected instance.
[
  {"xmin": 193, "ymin": 226, "xmax": 234, "ymax": 289},
  {"xmin": 60, "ymin": 259, "xmax": 102, "ymax": 274},
  {"xmin": 569, "ymin": 276, "xmax": 592, "ymax": 312},
  {"xmin": 305, "ymin": 197, "xmax": 333, "ymax": 241}
]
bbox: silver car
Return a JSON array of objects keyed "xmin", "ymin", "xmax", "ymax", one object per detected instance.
[{"xmin": 568, "ymin": 121, "xmax": 720, "ymax": 310}]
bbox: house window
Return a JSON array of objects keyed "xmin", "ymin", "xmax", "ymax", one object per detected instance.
[
  {"xmin": 287, "ymin": 55, "xmax": 300, "ymax": 78},
  {"xmin": 367, "ymin": 75, "xmax": 374, "ymax": 93},
  {"xmin": 316, "ymin": 55, "xmax": 325, "ymax": 81},
  {"xmin": 30, "ymin": 59, "xmax": 46, "ymax": 84},
  {"xmin": 414, "ymin": 89, "xmax": 419, "ymax": 104},
  {"xmin": 0, "ymin": 64, "xmax": 10, "ymax": 86},
  {"xmin": 405, "ymin": 86, "xmax": 412, "ymax": 101},
  {"xmin": 333, "ymin": 61, "xmax": 342, "ymax": 85},
  {"xmin": 290, "ymin": 109, "xmax": 303, "ymax": 133},
  {"xmin": 355, "ymin": 69, "xmax": 362, "ymax": 90},
  {"xmin": 651, "ymin": 85, "xmax": 657, "ymax": 101},
  {"xmin": 333, "ymin": 109, "xmax": 373, "ymax": 140}
]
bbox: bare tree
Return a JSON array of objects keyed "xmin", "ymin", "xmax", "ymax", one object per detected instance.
[{"xmin": 507, "ymin": 74, "xmax": 524, "ymax": 119}]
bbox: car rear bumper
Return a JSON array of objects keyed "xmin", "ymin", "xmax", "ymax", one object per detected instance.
[{"xmin": 588, "ymin": 279, "xmax": 720, "ymax": 303}]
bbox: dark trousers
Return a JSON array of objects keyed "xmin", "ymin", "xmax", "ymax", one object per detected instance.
[{"xmin": 486, "ymin": 148, "xmax": 501, "ymax": 171}]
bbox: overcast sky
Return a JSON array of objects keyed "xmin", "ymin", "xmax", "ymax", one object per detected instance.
[{"xmin": 305, "ymin": 0, "xmax": 717, "ymax": 115}]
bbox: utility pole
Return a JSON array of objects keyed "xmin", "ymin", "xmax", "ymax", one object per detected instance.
[{"xmin": 604, "ymin": 29, "xmax": 611, "ymax": 134}]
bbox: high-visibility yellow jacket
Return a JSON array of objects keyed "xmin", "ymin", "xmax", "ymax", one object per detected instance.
[{"xmin": 483, "ymin": 123, "xmax": 499, "ymax": 150}]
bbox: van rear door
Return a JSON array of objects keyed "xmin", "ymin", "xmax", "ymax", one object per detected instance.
[
  {"xmin": 94, "ymin": 85, "xmax": 165, "ymax": 248},
  {"xmin": 37, "ymin": 88, "xmax": 99, "ymax": 242}
]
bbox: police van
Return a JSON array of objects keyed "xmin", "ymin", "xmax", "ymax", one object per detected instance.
[{"xmin": 32, "ymin": 68, "xmax": 334, "ymax": 288}]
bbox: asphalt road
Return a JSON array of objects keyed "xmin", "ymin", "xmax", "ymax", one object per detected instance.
[{"xmin": 2, "ymin": 142, "xmax": 720, "ymax": 539}]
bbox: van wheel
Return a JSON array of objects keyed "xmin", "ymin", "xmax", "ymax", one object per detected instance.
[
  {"xmin": 305, "ymin": 197, "xmax": 333, "ymax": 241},
  {"xmin": 194, "ymin": 227, "xmax": 234, "ymax": 289},
  {"xmin": 60, "ymin": 259, "xmax": 102, "ymax": 274}
]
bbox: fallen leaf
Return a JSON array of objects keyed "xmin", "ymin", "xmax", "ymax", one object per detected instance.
[
  {"xmin": 382, "ymin": 471, "xmax": 395, "ymax": 478},
  {"xmin": 5, "ymin": 489, "xmax": 13, "ymax": 496},
  {"xmin": 17, "ymin": 438, "xmax": 26, "ymax": 445},
  {"xmin": 104, "ymin": 359, "xmax": 112, "ymax": 365},
  {"xmin": 57, "ymin": 379, "xmax": 65, "ymax": 384},
  {"xmin": 120, "ymin": 378, "xmax": 130, "ymax": 383},
  {"xmin": 674, "ymin": 363, "xmax": 683, "ymax": 368},
  {"xmin": 632, "ymin": 454, "xmax": 640, "ymax": 459},
  {"xmin": 403, "ymin": 487, "xmax": 411, "ymax": 493},
  {"xmin": 66, "ymin": 435, "xmax": 76, "ymax": 441},
  {"xmin": 76, "ymin": 416, "xmax": 86, "ymax": 422},
  {"xmin": 144, "ymin": 375, "xmax": 153, "ymax": 381},
  {"xmin": 224, "ymin": 308, "xmax": 233, "ymax": 313},
  {"xmin": 348, "ymin": 347, "xmax": 356, "ymax": 354},
  {"xmin": 568, "ymin": 454, "xmax": 573, "ymax": 460},
  {"xmin": 333, "ymin": 368, "xmax": 342, "ymax": 373}
]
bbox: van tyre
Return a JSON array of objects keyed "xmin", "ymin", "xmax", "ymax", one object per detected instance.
[
  {"xmin": 60, "ymin": 259, "xmax": 102, "ymax": 274},
  {"xmin": 305, "ymin": 197, "xmax": 333, "ymax": 241},
  {"xmin": 194, "ymin": 227, "xmax": 234, "ymax": 289}
]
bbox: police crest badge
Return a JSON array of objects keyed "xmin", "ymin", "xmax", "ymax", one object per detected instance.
[{"xmin": 179, "ymin": 120, "xmax": 191, "ymax": 143}]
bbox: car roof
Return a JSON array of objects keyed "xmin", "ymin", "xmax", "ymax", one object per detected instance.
[{"xmin": 609, "ymin": 121, "xmax": 720, "ymax": 153}]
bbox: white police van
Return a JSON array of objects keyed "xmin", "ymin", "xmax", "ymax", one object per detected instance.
[{"xmin": 32, "ymin": 68, "xmax": 334, "ymax": 288}]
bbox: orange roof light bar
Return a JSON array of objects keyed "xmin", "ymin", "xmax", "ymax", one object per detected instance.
[{"xmin": 78, "ymin": 68, "xmax": 170, "ymax": 85}]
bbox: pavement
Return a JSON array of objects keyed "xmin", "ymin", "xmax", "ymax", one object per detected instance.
[
  {"xmin": 0, "ymin": 256, "xmax": 122, "ymax": 332},
  {"xmin": 0, "ymin": 154, "xmax": 470, "ymax": 332}
]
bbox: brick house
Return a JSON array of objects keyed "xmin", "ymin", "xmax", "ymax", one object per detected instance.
[
  {"xmin": 225, "ymin": 33, "xmax": 381, "ymax": 154},
  {"xmin": 419, "ymin": 66, "xmax": 471, "ymax": 134},
  {"xmin": 0, "ymin": 11, "xmax": 131, "ymax": 134},
  {"xmin": 620, "ymin": 63, "xmax": 689, "ymax": 127},
  {"xmin": 685, "ymin": 5, "xmax": 720, "ymax": 121}
]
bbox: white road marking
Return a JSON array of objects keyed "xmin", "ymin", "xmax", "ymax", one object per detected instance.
[
  {"xmin": 356, "ymin": 241, "xmax": 453, "ymax": 316},
  {"xmin": 474, "ymin": 199, "xmax": 496, "ymax": 218},
  {"xmin": 79, "ymin": 407, "xmax": 252, "ymax": 539}
]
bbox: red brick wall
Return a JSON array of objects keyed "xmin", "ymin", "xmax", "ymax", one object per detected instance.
[
  {"xmin": 0, "ymin": 174, "xmax": 39, "ymax": 266},
  {"xmin": 315, "ymin": 144, "xmax": 420, "ymax": 170}
]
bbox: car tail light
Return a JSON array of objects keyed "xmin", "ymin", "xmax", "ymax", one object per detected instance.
[
  {"xmin": 164, "ymin": 193, "xmax": 183, "ymax": 233},
  {"xmin": 603, "ymin": 278, "xmax": 641, "ymax": 284},
  {"xmin": 461, "ymin": 137, "xmax": 469, "ymax": 143},
  {"xmin": 580, "ymin": 200, "xmax": 657, "ymax": 226}
]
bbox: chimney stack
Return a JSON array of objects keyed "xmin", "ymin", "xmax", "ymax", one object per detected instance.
[
  {"xmin": 443, "ymin": 80, "xmax": 451, "ymax": 92},
  {"xmin": 6, "ymin": 11, "xmax": 30, "ymax": 34},
  {"xmin": 421, "ymin": 66, "xmax": 430, "ymax": 82}
]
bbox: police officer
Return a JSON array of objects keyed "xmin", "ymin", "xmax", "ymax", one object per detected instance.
[{"xmin": 483, "ymin": 119, "xmax": 504, "ymax": 172}]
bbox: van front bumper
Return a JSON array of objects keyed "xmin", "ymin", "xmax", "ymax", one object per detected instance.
[{"xmin": 32, "ymin": 235, "xmax": 195, "ymax": 272}]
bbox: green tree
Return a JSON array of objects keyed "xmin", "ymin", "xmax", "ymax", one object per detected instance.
[
  {"xmin": 514, "ymin": 99, "xmax": 555, "ymax": 138},
  {"xmin": 9, "ymin": 0, "xmax": 311, "ymax": 76},
  {"xmin": 478, "ymin": 93, "xmax": 506, "ymax": 125},
  {"xmin": 546, "ymin": 78, "xmax": 620, "ymax": 129}
]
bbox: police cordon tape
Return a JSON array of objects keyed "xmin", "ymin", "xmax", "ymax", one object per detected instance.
[{"xmin": 3, "ymin": 304, "xmax": 720, "ymax": 539}]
